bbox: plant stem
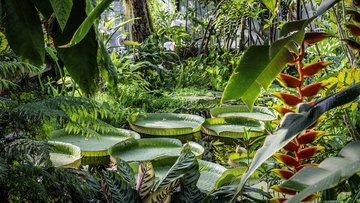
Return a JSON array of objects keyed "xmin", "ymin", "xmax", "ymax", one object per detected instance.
[
  {"xmin": 343, "ymin": 109, "xmax": 360, "ymax": 141},
  {"xmin": 332, "ymin": 6, "xmax": 355, "ymax": 65}
]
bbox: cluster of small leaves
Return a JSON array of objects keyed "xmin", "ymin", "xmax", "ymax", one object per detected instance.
[
  {"xmin": 99, "ymin": 147, "xmax": 204, "ymax": 203},
  {"xmin": 0, "ymin": 61, "xmax": 41, "ymax": 91},
  {"xmin": 1, "ymin": 95, "xmax": 115, "ymax": 138},
  {"xmin": 0, "ymin": 137, "xmax": 96, "ymax": 202}
]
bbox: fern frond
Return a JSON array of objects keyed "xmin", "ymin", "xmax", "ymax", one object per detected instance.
[
  {"xmin": 0, "ymin": 78, "xmax": 17, "ymax": 91},
  {"xmin": 3, "ymin": 139, "xmax": 51, "ymax": 167},
  {"xmin": 44, "ymin": 168, "xmax": 98, "ymax": 202},
  {"xmin": 9, "ymin": 96, "xmax": 116, "ymax": 137},
  {"xmin": 102, "ymin": 170, "xmax": 141, "ymax": 203},
  {"xmin": 0, "ymin": 61, "xmax": 41, "ymax": 78},
  {"xmin": 0, "ymin": 97, "xmax": 17, "ymax": 109}
]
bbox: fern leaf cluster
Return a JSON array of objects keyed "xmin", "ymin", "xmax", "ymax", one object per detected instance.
[
  {"xmin": 0, "ymin": 61, "xmax": 41, "ymax": 91},
  {"xmin": 2, "ymin": 139, "xmax": 51, "ymax": 167},
  {"xmin": 1, "ymin": 95, "xmax": 116, "ymax": 138}
]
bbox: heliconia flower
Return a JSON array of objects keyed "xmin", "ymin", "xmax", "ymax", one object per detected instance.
[
  {"xmin": 302, "ymin": 193, "xmax": 321, "ymax": 202},
  {"xmin": 272, "ymin": 92, "xmax": 302, "ymax": 107},
  {"xmin": 273, "ymin": 106, "xmax": 294, "ymax": 116},
  {"xmin": 301, "ymin": 82, "xmax": 328, "ymax": 97},
  {"xmin": 273, "ymin": 153, "xmax": 299, "ymax": 168},
  {"xmin": 306, "ymin": 115, "xmax": 327, "ymax": 129},
  {"xmin": 346, "ymin": 23, "xmax": 360, "ymax": 37},
  {"xmin": 296, "ymin": 163, "xmax": 319, "ymax": 171},
  {"xmin": 271, "ymin": 185, "xmax": 297, "ymax": 195},
  {"xmin": 272, "ymin": 169, "xmax": 295, "ymax": 180},
  {"xmin": 283, "ymin": 141, "xmax": 299, "ymax": 152},
  {"xmin": 277, "ymin": 74, "xmax": 301, "ymax": 88},
  {"xmin": 270, "ymin": 198, "xmax": 287, "ymax": 203},
  {"xmin": 297, "ymin": 146, "xmax": 325, "ymax": 160},
  {"xmin": 307, "ymin": 100, "xmax": 316, "ymax": 105},
  {"xmin": 304, "ymin": 32, "xmax": 333, "ymax": 45},
  {"xmin": 302, "ymin": 61, "xmax": 332, "ymax": 77},
  {"xmin": 287, "ymin": 52, "xmax": 298, "ymax": 66},
  {"xmin": 297, "ymin": 131, "xmax": 325, "ymax": 145}
]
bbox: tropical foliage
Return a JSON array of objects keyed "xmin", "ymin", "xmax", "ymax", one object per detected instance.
[{"xmin": 0, "ymin": 0, "xmax": 359, "ymax": 202}]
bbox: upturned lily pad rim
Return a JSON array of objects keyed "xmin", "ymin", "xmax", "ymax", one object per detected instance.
[
  {"xmin": 109, "ymin": 138, "xmax": 204, "ymax": 162},
  {"xmin": 128, "ymin": 113, "xmax": 205, "ymax": 136},
  {"xmin": 201, "ymin": 117, "xmax": 265, "ymax": 138},
  {"xmin": 50, "ymin": 128, "xmax": 140, "ymax": 157},
  {"xmin": 210, "ymin": 105, "xmax": 277, "ymax": 121},
  {"xmin": 48, "ymin": 141, "xmax": 82, "ymax": 168}
]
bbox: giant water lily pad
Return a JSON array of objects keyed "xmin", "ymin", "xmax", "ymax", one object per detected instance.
[
  {"xmin": 49, "ymin": 141, "xmax": 81, "ymax": 168},
  {"xmin": 50, "ymin": 128, "xmax": 140, "ymax": 157},
  {"xmin": 129, "ymin": 113, "xmax": 205, "ymax": 136},
  {"xmin": 201, "ymin": 117, "xmax": 265, "ymax": 138},
  {"xmin": 109, "ymin": 138, "xmax": 204, "ymax": 162},
  {"xmin": 210, "ymin": 105, "xmax": 276, "ymax": 121}
]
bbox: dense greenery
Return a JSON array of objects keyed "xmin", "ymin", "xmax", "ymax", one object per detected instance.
[{"xmin": 0, "ymin": 0, "xmax": 359, "ymax": 202}]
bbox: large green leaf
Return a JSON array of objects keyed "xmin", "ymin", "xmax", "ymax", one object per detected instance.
[
  {"xmin": 130, "ymin": 158, "xmax": 227, "ymax": 193},
  {"xmin": 60, "ymin": 0, "xmax": 113, "ymax": 47},
  {"xmin": 210, "ymin": 105, "xmax": 276, "ymax": 121},
  {"xmin": 221, "ymin": 0, "xmax": 340, "ymax": 109},
  {"xmin": 136, "ymin": 161, "xmax": 155, "ymax": 199},
  {"xmin": 102, "ymin": 170, "xmax": 141, "ymax": 203},
  {"xmin": 221, "ymin": 46, "xmax": 292, "ymax": 109},
  {"xmin": 116, "ymin": 158, "xmax": 136, "ymax": 187},
  {"xmin": 282, "ymin": 141, "xmax": 360, "ymax": 203},
  {"xmin": 53, "ymin": 0, "xmax": 99, "ymax": 95},
  {"xmin": 129, "ymin": 113, "xmax": 205, "ymax": 136},
  {"xmin": 198, "ymin": 160, "xmax": 227, "ymax": 192},
  {"xmin": 49, "ymin": 0, "xmax": 73, "ymax": 31},
  {"xmin": 201, "ymin": 117, "xmax": 265, "ymax": 139},
  {"xmin": 50, "ymin": 128, "xmax": 139, "ymax": 157},
  {"xmin": 232, "ymin": 84, "xmax": 360, "ymax": 201},
  {"xmin": 156, "ymin": 146, "xmax": 203, "ymax": 202},
  {"xmin": 48, "ymin": 141, "xmax": 81, "ymax": 168},
  {"xmin": 3, "ymin": 0, "xmax": 45, "ymax": 66},
  {"xmin": 109, "ymin": 138, "xmax": 204, "ymax": 162},
  {"xmin": 144, "ymin": 177, "xmax": 181, "ymax": 203},
  {"xmin": 262, "ymin": 0, "xmax": 278, "ymax": 15}
]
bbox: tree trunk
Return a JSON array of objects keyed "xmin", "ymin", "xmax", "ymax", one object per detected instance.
[{"xmin": 131, "ymin": 0, "xmax": 151, "ymax": 43}]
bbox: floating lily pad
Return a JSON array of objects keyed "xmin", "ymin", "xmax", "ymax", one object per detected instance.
[
  {"xmin": 109, "ymin": 138, "xmax": 204, "ymax": 162},
  {"xmin": 210, "ymin": 105, "xmax": 276, "ymax": 121},
  {"xmin": 49, "ymin": 141, "xmax": 81, "ymax": 168},
  {"xmin": 129, "ymin": 113, "xmax": 205, "ymax": 136},
  {"xmin": 201, "ymin": 117, "xmax": 265, "ymax": 138},
  {"xmin": 50, "ymin": 128, "xmax": 140, "ymax": 157}
]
